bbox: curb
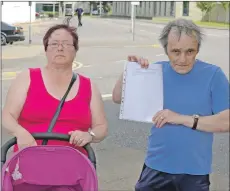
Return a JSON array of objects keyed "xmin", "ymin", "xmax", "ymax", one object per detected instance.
[
  {"xmin": 150, "ymin": 21, "xmax": 229, "ymax": 30},
  {"xmin": 98, "ymin": 16, "xmax": 229, "ymax": 30}
]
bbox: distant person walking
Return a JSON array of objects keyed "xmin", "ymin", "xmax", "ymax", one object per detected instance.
[{"xmin": 75, "ymin": 7, "xmax": 84, "ymax": 27}]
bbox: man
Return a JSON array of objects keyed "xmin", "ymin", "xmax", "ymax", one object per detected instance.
[
  {"xmin": 75, "ymin": 7, "xmax": 84, "ymax": 26},
  {"xmin": 112, "ymin": 18, "xmax": 229, "ymax": 191}
]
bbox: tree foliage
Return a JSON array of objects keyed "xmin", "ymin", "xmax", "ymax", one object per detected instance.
[
  {"xmin": 220, "ymin": 2, "xmax": 229, "ymax": 11},
  {"xmin": 196, "ymin": 2, "xmax": 215, "ymax": 14}
]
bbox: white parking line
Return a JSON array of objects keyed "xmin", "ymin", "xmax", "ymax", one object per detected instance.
[
  {"xmin": 156, "ymin": 54, "xmax": 165, "ymax": 57},
  {"xmin": 82, "ymin": 65, "xmax": 92, "ymax": 68},
  {"xmin": 206, "ymin": 33, "xmax": 229, "ymax": 37},
  {"xmin": 139, "ymin": 29, "xmax": 158, "ymax": 35},
  {"xmin": 115, "ymin": 60, "xmax": 127, "ymax": 63},
  {"xmin": 102, "ymin": 94, "xmax": 112, "ymax": 99}
]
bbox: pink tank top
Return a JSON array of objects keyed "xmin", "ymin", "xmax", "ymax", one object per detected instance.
[{"xmin": 14, "ymin": 68, "xmax": 92, "ymax": 155}]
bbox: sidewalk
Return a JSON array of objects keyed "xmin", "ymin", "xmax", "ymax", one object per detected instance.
[
  {"xmin": 100, "ymin": 15, "xmax": 229, "ymax": 30},
  {"xmin": 151, "ymin": 18, "xmax": 229, "ymax": 30}
]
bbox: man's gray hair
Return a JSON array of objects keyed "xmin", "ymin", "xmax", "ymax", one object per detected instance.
[{"xmin": 159, "ymin": 18, "xmax": 204, "ymax": 54}]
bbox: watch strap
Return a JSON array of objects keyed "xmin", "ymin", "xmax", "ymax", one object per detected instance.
[{"xmin": 192, "ymin": 115, "xmax": 199, "ymax": 130}]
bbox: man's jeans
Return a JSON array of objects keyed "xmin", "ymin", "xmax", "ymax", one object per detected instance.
[
  {"xmin": 78, "ymin": 15, "xmax": 82, "ymax": 26},
  {"xmin": 135, "ymin": 164, "xmax": 210, "ymax": 191}
]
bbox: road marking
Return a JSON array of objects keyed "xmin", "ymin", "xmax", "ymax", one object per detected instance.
[
  {"xmin": 151, "ymin": 44, "xmax": 161, "ymax": 48},
  {"xmin": 124, "ymin": 44, "xmax": 161, "ymax": 48},
  {"xmin": 102, "ymin": 94, "xmax": 112, "ymax": 99},
  {"xmin": 139, "ymin": 22, "xmax": 164, "ymax": 28},
  {"xmin": 156, "ymin": 54, "xmax": 165, "ymax": 56},
  {"xmin": 82, "ymin": 65, "xmax": 92, "ymax": 68},
  {"xmin": 139, "ymin": 29, "xmax": 158, "ymax": 35},
  {"xmin": 1, "ymin": 71, "xmax": 20, "ymax": 81},
  {"xmin": 2, "ymin": 61, "xmax": 83, "ymax": 81},
  {"xmin": 72, "ymin": 61, "xmax": 83, "ymax": 70},
  {"xmin": 115, "ymin": 60, "xmax": 127, "ymax": 63},
  {"xmin": 207, "ymin": 33, "xmax": 229, "ymax": 37},
  {"xmin": 84, "ymin": 44, "xmax": 161, "ymax": 48},
  {"xmin": 115, "ymin": 53, "xmax": 164, "ymax": 64}
]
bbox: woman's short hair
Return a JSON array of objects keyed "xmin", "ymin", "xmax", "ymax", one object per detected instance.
[{"xmin": 43, "ymin": 24, "xmax": 79, "ymax": 51}]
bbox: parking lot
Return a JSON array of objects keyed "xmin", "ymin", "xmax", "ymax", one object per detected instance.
[{"xmin": 1, "ymin": 16, "xmax": 229, "ymax": 190}]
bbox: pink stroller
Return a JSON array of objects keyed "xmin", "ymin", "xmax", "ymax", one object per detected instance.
[
  {"xmin": 1, "ymin": 133, "xmax": 98, "ymax": 191},
  {"xmin": 1, "ymin": 73, "xmax": 98, "ymax": 190}
]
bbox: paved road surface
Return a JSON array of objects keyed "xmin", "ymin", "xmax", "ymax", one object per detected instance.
[{"xmin": 1, "ymin": 17, "xmax": 229, "ymax": 191}]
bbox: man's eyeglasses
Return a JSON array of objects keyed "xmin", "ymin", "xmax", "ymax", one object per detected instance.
[{"xmin": 48, "ymin": 42, "xmax": 74, "ymax": 49}]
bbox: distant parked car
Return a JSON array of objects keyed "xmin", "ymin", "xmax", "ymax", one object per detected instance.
[
  {"xmin": 1, "ymin": 21, "xmax": 25, "ymax": 45},
  {"xmin": 91, "ymin": 8, "xmax": 104, "ymax": 15},
  {"xmin": 91, "ymin": 10, "xmax": 99, "ymax": 15}
]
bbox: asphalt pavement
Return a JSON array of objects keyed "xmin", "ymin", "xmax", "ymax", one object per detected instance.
[{"xmin": 1, "ymin": 17, "xmax": 229, "ymax": 191}]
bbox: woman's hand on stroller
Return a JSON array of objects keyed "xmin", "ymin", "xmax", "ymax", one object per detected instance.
[
  {"xmin": 16, "ymin": 128, "xmax": 37, "ymax": 149},
  {"xmin": 68, "ymin": 130, "xmax": 93, "ymax": 147}
]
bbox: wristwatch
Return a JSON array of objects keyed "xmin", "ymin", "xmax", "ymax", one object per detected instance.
[
  {"xmin": 88, "ymin": 129, "xmax": 96, "ymax": 139},
  {"xmin": 192, "ymin": 114, "xmax": 199, "ymax": 130}
]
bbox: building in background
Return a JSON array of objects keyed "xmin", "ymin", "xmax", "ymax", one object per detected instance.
[
  {"xmin": 2, "ymin": 2, "xmax": 36, "ymax": 24},
  {"xmin": 36, "ymin": 2, "xmax": 59, "ymax": 13},
  {"xmin": 35, "ymin": 2, "xmax": 91, "ymax": 17},
  {"xmin": 111, "ymin": 1, "xmax": 229, "ymax": 23},
  {"xmin": 111, "ymin": 1, "xmax": 175, "ymax": 19}
]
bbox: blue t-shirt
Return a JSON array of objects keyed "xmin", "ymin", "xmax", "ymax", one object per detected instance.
[
  {"xmin": 75, "ymin": 8, "xmax": 83, "ymax": 16},
  {"xmin": 145, "ymin": 59, "xmax": 229, "ymax": 175}
]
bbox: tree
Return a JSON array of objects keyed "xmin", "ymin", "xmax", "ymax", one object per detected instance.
[
  {"xmin": 102, "ymin": 1, "xmax": 112, "ymax": 13},
  {"xmin": 220, "ymin": 2, "xmax": 229, "ymax": 23},
  {"xmin": 196, "ymin": 2, "xmax": 215, "ymax": 22},
  {"xmin": 89, "ymin": 1, "xmax": 112, "ymax": 15}
]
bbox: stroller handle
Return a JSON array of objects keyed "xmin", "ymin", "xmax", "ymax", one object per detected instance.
[{"xmin": 1, "ymin": 133, "xmax": 96, "ymax": 169}]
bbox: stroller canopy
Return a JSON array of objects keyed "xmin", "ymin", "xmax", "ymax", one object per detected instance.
[{"xmin": 2, "ymin": 145, "xmax": 98, "ymax": 191}]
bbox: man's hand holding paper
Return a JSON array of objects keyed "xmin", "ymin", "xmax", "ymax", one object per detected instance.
[{"xmin": 118, "ymin": 57, "xmax": 164, "ymax": 123}]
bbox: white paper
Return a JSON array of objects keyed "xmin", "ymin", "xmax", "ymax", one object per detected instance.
[{"xmin": 119, "ymin": 61, "xmax": 163, "ymax": 123}]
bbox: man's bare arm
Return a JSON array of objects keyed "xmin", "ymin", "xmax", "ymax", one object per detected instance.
[
  {"xmin": 181, "ymin": 110, "xmax": 229, "ymax": 133},
  {"xmin": 112, "ymin": 73, "xmax": 123, "ymax": 104}
]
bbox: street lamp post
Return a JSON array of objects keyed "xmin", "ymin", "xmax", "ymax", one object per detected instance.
[
  {"xmin": 29, "ymin": 1, "xmax": 32, "ymax": 44},
  {"xmin": 99, "ymin": 1, "xmax": 102, "ymax": 16},
  {"xmin": 131, "ymin": 2, "xmax": 139, "ymax": 41}
]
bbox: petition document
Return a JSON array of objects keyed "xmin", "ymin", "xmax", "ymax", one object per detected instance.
[{"xmin": 119, "ymin": 62, "xmax": 163, "ymax": 123}]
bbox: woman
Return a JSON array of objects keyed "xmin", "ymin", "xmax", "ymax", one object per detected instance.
[{"xmin": 2, "ymin": 24, "xmax": 108, "ymax": 155}]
